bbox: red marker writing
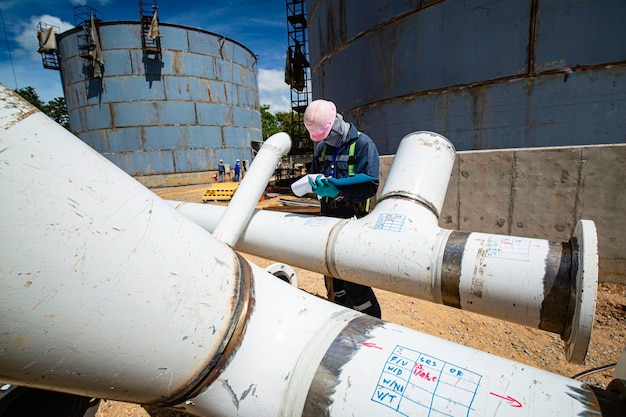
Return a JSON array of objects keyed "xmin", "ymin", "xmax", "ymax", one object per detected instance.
[
  {"xmin": 362, "ymin": 342, "xmax": 383, "ymax": 350},
  {"xmin": 489, "ymin": 392, "xmax": 522, "ymax": 408}
]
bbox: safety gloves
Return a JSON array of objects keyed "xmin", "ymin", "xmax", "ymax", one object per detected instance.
[{"xmin": 309, "ymin": 176, "xmax": 340, "ymax": 198}]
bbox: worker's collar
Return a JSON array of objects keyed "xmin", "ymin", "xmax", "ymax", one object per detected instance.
[{"xmin": 324, "ymin": 114, "xmax": 349, "ymax": 147}]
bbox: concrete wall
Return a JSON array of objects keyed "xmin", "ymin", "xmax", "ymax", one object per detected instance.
[{"xmin": 379, "ymin": 143, "xmax": 626, "ymax": 284}]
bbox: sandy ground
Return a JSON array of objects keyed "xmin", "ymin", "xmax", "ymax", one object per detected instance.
[{"xmin": 95, "ymin": 183, "xmax": 626, "ymax": 416}]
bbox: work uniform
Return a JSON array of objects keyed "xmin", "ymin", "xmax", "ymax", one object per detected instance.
[{"xmin": 310, "ymin": 123, "xmax": 382, "ymax": 318}]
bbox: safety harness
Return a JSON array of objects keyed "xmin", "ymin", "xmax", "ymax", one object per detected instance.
[
  {"xmin": 318, "ymin": 134, "xmax": 371, "ymax": 213},
  {"xmin": 318, "ymin": 137, "xmax": 358, "ymax": 177}
]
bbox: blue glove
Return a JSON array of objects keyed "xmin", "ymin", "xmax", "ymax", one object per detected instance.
[
  {"xmin": 309, "ymin": 176, "xmax": 339, "ymax": 198},
  {"xmin": 326, "ymin": 173, "xmax": 378, "ymax": 187}
]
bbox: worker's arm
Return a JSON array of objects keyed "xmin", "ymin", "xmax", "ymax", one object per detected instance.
[{"xmin": 326, "ymin": 173, "xmax": 378, "ymax": 187}]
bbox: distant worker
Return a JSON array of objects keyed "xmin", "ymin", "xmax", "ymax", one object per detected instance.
[
  {"xmin": 234, "ymin": 159, "xmax": 241, "ymax": 182},
  {"xmin": 304, "ymin": 99, "xmax": 382, "ymax": 319},
  {"xmin": 218, "ymin": 159, "xmax": 225, "ymax": 182}
]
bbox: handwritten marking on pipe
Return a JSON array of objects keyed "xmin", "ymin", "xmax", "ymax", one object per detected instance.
[
  {"xmin": 373, "ymin": 213, "xmax": 406, "ymax": 232},
  {"xmin": 489, "ymin": 392, "xmax": 522, "ymax": 408},
  {"xmin": 363, "ymin": 342, "xmax": 383, "ymax": 350},
  {"xmin": 372, "ymin": 345, "xmax": 481, "ymax": 416}
]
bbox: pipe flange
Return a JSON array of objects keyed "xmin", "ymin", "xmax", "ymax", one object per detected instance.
[
  {"xmin": 565, "ymin": 219, "xmax": 599, "ymax": 364},
  {"xmin": 265, "ymin": 262, "xmax": 298, "ymax": 287}
]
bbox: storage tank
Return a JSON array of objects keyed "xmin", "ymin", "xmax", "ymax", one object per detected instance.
[
  {"xmin": 57, "ymin": 20, "xmax": 260, "ymax": 184},
  {"xmin": 306, "ymin": 0, "xmax": 626, "ymax": 155}
]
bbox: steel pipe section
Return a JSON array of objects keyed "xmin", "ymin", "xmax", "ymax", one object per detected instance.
[
  {"xmin": 0, "ymin": 84, "xmax": 621, "ymax": 416},
  {"xmin": 0, "ymin": 85, "xmax": 247, "ymax": 404},
  {"xmin": 212, "ymin": 132, "xmax": 291, "ymax": 247},
  {"xmin": 171, "ymin": 131, "xmax": 599, "ymax": 363}
]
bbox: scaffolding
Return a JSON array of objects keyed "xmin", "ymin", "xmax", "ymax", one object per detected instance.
[
  {"xmin": 286, "ymin": 0, "xmax": 312, "ymax": 154},
  {"xmin": 36, "ymin": 22, "xmax": 61, "ymax": 71}
]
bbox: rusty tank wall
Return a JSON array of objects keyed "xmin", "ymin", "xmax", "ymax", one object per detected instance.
[
  {"xmin": 306, "ymin": 0, "xmax": 626, "ymax": 155},
  {"xmin": 57, "ymin": 21, "xmax": 260, "ymax": 179}
]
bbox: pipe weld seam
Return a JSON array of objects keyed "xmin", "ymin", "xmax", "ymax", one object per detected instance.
[
  {"xmin": 150, "ymin": 253, "xmax": 255, "ymax": 407},
  {"xmin": 378, "ymin": 192, "xmax": 440, "ymax": 218},
  {"xmin": 326, "ymin": 219, "xmax": 351, "ymax": 279}
]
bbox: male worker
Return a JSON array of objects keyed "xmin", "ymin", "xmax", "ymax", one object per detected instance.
[
  {"xmin": 234, "ymin": 159, "xmax": 241, "ymax": 182},
  {"xmin": 217, "ymin": 159, "xmax": 225, "ymax": 182},
  {"xmin": 304, "ymin": 99, "xmax": 382, "ymax": 319}
]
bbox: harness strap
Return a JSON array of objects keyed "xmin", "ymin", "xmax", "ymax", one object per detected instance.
[
  {"xmin": 319, "ymin": 133, "xmax": 359, "ymax": 176},
  {"xmin": 318, "ymin": 132, "xmax": 371, "ymax": 213}
]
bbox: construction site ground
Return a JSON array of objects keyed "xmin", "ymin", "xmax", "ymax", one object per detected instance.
[{"xmin": 95, "ymin": 182, "xmax": 626, "ymax": 417}]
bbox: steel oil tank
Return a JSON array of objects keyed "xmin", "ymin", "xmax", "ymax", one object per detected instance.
[{"xmin": 57, "ymin": 21, "xmax": 260, "ymax": 184}]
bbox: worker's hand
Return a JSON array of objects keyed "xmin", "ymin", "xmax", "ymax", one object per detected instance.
[{"xmin": 309, "ymin": 176, "xmax": 339, "ymax": 198}]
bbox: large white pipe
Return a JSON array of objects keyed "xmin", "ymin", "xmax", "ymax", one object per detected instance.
[
  {"xmin": 2, "ymin": 84, "xmax": 620, "ymax": 417},
  {"xmin": 212, "ymin": 132, "xmax": 291, "ymax": 246},
  {"xmin": 0, "ymin": 86, "xmax": 246, "ymax": 404},
  {"xmin": 170, "ymin": 132, "xmax": 598, "ymax": 364}
]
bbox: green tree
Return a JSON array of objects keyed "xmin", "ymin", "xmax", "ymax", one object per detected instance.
[
  {"xmin": 15, "ymin": 86, "xmax": 70, "ymax": 131},
  {"xmin": 261, "ymin": 104, "xmax": 280, "ymax": 140},
  {"xmin": 43, "ymin": 97, "xmax": 70, "ymax": 129},
  {"xmin": 15, "ymin": 86, "xmax": 45, "ymax": 110},
  {"xmin": 275, "ymin": 110, "xmax": 313, "ymax": 155}
]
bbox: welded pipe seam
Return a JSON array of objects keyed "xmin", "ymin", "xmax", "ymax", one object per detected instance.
[
  {"xmin": 326, "ymin": 218, "xmax": 352, "ymax": 279},
  {"xmin": 377, "ymin": 192, "xmax": 440, "ymax": 220},
  {"xmin": 151, "ymin": 253, "xmax": 255, "ymax": 407},
  {"xmin": 0, "ymin": 83, "xmax": 249, "ymax": 402},
  {"xmin": 302, "ymin": 315, "xmax": 384, "ymax": 416}
]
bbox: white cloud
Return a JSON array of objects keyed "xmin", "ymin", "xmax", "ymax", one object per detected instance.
[
  {"xmin": 14, "ymin": 14, "xmax": 74, "ymax": 61},
  {"xmin": 258, "ymin": 68, "xmax": 291, "ymax": 113}
]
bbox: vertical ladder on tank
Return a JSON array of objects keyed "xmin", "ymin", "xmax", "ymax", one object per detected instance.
[
  {"xmin": 286, "ymin": 0, "xmax": 312, "ymax": 154},
  {"xmin": 74, "ymin": 5, "xmax": 104, "ymax": 78},
  {"xmin": 139, "ymin": 0, "xmax": 162, "ymax": 57}
]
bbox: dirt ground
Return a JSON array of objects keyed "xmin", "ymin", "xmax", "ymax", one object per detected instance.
[{"xmin": 95, "ymin": 183, "xmax": 626, "ymax": 417}]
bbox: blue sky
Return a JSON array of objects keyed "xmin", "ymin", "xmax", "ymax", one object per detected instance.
[{"xmin": 0, "ymin": 0, "xmax": 292, "ymax": 112}]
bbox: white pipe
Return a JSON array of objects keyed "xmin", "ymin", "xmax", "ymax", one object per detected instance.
[
  {"xmin": 0, "ymin": 84, "xmax": 618, "ymax": 416},
  {"xmin": 0, "ymin": 86, "xmax": 246, "ymax": 404},
  {"xmin": 212, "ymin": 132, "xmax": 291, "ymax": 246},
  {"xmin": 170, "ymin": 132, "xmax": 598, "ymax": 363}
]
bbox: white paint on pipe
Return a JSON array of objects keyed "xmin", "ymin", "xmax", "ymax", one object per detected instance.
[
  {"xmin": 181, "ymin": 265, "xmax": 361, "ymax": 417},
  {"xmin": 379, "ymin": 131, "xmax": 456, "ymax": 216},
  {"xmin": 305, "ymin": 319, "xmax": 597, "ymax": 417},
  {"xmin": 454, "ymin": 232, "xmax": 549, "ymax": 325},
  {"xmin": 212, "ymin": 132, "xmax": 291, "ymax": 247},
  {"xmin": 174, "ymin": 269, "xmax": 600, "ymax": 417},
  {"xmin": 0, "ymin": 86, "xmax": 242, "ymax": 403}
]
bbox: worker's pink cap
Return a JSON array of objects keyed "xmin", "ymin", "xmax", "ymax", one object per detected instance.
[{"xmin": 304, "ymin": 99, "xmax": 337, "ymax": 142}]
